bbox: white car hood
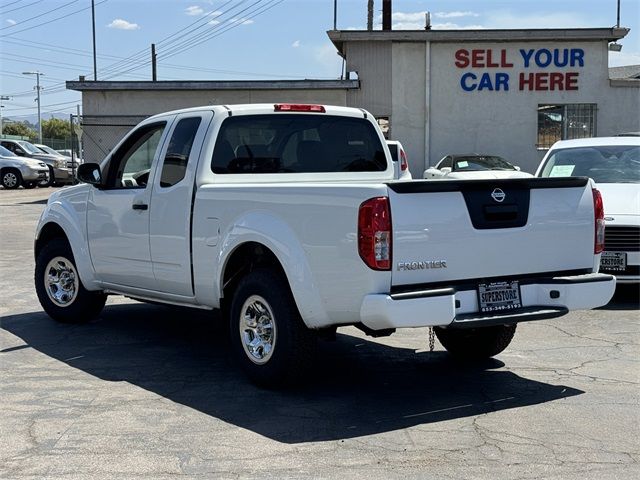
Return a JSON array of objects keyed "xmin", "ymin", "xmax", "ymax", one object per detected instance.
[
  {"xmin": 445, "ymin": 170, "xmax": 533, "ymax": 180},
  {"xmin": 596, "ymin": 183, "xmax": 640, "ymax": 217}
]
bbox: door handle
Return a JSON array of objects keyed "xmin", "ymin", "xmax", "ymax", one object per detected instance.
[{"xmin": 132, "ymin": 203, "xmax": 148, "ymax": 210}]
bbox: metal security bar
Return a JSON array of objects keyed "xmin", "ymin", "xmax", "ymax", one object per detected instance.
[{"xmin": 536, "ymin": 104, "xmax": 597, "ymax": 149}]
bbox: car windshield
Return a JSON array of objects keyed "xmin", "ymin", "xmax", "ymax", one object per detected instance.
[
  {"xmin": 17, "ymin": 141, "xmax": 42, "ymax": 154},
  {"xmin": 37, "ymin": 145, "xmax": 58, "ymax": 155},
  {"xmin": 0, "ymin": 145, "xmax": 17, "ymax": 157},
  {"xmin": 539, "ymin": 145, "xmax": 640, "ymax": 183},
  {"xmin": 453, "ymin": 156, "xmax": 515, "ymax": 171}
]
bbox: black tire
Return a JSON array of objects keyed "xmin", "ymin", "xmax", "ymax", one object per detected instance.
[
  {"xmin": 35, "ymin": 237, "xmax": 106, "ymax": 323},
  {"xmin": 229, "ymin": 268, "xmax": 317, "ymax": 387},
  {"xmin": 1, "ymin": 168, "xmax": 22, "ymax": 189},
  {"xmin": 39, "ymin": 166, "xmax": 54, "ymax": 187},
  {"xmin": 23, "ymin": 181, "xmax": 38, "ymax": 189},
  {"xmin": 434, "ymin": 324, "xmax": 517, "ymax": 360}
]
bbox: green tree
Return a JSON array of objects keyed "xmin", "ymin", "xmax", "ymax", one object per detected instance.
[
  {"xmin": 42, "ymin": 117, "xmax": 71, "ymax": 140},
  {"xmin": 2, "ymin": 121, "xmax": 37, "ymax": 141}
]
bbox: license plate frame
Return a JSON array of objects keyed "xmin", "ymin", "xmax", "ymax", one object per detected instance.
[
  {"xmin": 600, "ymin": 251, "xmax": 627, "ymax": 272},
  {"xmin": 478, "ymin": 280, "xmax": 522, "ymax": 313}
]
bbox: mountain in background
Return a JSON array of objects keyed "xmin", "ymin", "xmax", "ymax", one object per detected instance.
[{"xmin": 4, "ymin": 112, "xmax": 71, "ymax": 125}]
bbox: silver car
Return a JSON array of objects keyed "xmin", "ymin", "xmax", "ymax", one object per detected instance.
[
  {"xmin": 0, "ymin": 145, "xmax": 49, "ymax": 189},
  {"xmin": 0, "ymin": 139, "xmax": 74, "ymax": 186}
]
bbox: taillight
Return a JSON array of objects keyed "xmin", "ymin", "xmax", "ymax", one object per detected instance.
[
  {"xmin": 274, "ymin": 104, "xmax": 326, "ymax": 113},
  {"xmin": 593, "ymin": 188, "xmax": 605, "ymax": 254},
  {"xmin": 400, "ymin": 148, "xmax": 408, "ymax": 172},
  {"xmin": 358, "ymin": 197, "xmax": 392, "ymax": 270}
]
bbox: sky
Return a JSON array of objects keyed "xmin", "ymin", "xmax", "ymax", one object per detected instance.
[{"xmin": 1, "ymin": 0, "xmax": 639, "ymax": 122}]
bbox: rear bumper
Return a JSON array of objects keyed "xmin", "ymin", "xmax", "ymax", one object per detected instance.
[{"xmin": 359, "ymin": 273, "xmax": 616, "ymax": 330}]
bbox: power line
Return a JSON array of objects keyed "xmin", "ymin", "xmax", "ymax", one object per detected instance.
[
  {"xmin": 0, "ymin": 0, "xmax": 108, "ymax": 37},
  {"xmin": 1, "ymin": 0, "xmax": 79, "ymax": 31},
  {"xmin": 0, "ymin": 0, "xmax": 44, "ymax": 15}
]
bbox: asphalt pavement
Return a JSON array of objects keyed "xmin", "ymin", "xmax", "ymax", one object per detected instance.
[{"xmin": 1, "ymin": 186, "xmax": 638, "ymax": 479}]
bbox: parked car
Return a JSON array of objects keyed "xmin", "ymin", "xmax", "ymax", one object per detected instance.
[
  {"xmin": 424, "ymin": 154, "xmax": 532, "ymax": 179},
  {"xmin": 0, "ymin": 145, "xmax": 49, "ymax": 189},
  {"xmin": 35, "ymin": 103, "xmax": 615, "ymax": 387},
  {"xmin": 56, "ymin": 148, "xmax": 83, "ymax": 162},
  {"xmin": 536, "ymin": 137, "xmax": 639, "ymax": 283},
  {"xmin": 0, "ymin": 139, "xmax": 74, "ymax": 186},
  {"xmin": 386, "ymin": 140, "xmax": 412, "ymax": 179},
  {"xmin": 35, "ymin": 143, "xmax": 80, "ymax": 170}
]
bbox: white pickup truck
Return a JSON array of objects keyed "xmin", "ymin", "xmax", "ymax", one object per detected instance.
[{"xmin": 35, "ymin": 103, "xmax": 615, "ymax": 386}]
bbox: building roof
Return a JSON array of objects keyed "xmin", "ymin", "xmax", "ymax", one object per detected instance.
[
  {"xmin": 66, "ymin": 79, "xmax": 359, "ymax": 92},
  {"xmin": 609, "ymin": 64, "xmax": 640, "ymax": 79},
  {"xmin": 328, "ymin": 27, "xmax": 630, "ymax": 54}
]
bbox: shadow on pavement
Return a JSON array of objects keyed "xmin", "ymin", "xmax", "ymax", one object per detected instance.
[
  {"xmin": 600, "ymin": 284, "xmax": 640, "ymax": 311},
  {"xmin": 1, "ymin": 303, "xmax": 583, "ymax": 443}
]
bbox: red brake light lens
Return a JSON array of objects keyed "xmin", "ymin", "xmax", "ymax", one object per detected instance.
[
  {"xmin": 358, "ymin": 197, "xmax": 392, "ymax": 270},
  {"xmin": 592, "ymin": 188, "xmax": 605, "ymax": 254},
  {"xmin": 274, "ymin": 104, "xmax": 326, "ymax": 113},
  {"xmin": 400, "ymin": 148, "xmax": 408, "ymax": 171}
]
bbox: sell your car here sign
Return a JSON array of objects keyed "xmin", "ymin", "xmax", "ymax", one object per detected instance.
[{"xmin": 455, "ymin": 48, "xmax": 585, "ymax": 92}]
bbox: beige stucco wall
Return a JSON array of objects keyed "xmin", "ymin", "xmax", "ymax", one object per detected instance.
[{"xmin": 344, "ymin": 39, "xmax": 640, "ymax": 175}]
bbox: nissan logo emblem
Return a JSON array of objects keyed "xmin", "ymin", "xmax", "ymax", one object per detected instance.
[{"xmin": 491, "ymin": 188, "xmax": 506, "ymax": 203}]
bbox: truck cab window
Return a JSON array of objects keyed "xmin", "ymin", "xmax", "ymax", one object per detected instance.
[
  {"xmin": 160, "ymin": 117, "xmax": 202, "ymax": 188},
  {"xmin": 107, "ymin": 122, "xmax": 166, "ymax": 189}
]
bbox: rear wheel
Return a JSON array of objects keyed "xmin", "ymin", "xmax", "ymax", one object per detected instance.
[
  {"xmin": 35, "ymin": 238, "xmax": 106, "ymax": 323},
  {"xmin": 229, "ymin": 268, "xmax": 317, "ymax": 387},
  {"xmin": 434, "ymin": 324, "xmax": 517, "ymax": 360},
  {"xmin": 1, "ymin": 169, "xmax": 22, "ymax": 189}
]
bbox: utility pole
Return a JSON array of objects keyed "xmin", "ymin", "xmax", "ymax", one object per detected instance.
[
  {"xmin": 616, "ymin": 0, "xmax": 621, "ymax": 27},
  {"xmin": 22, "ymin": 71, "xmax": 44, "ymax": 143},
  {"xmin": 92, "ymin": 0, "xmax": 97, "ymax": 80},
  {"xmin": 367, "ymin": 0, "xmax": 373, "ymax": 30},
  {"xmin": 0, "ymin": 95, "xmax": 10, "ymax": 137},
  {"xmin": 333, "ymin": 0, "xmax": 337, "ymax": 30},
  {"xmin": 151, "ymin": 43, "xmax": 157, "ymax": 81}
]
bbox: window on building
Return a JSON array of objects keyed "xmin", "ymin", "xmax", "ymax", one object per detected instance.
[{"xmin": 537, "ymin": 104, "xmax": 597, "ymax": 149}]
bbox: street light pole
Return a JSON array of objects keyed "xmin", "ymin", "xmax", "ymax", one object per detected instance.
[
  {"xmin": 22, "ymin": 71, "xmax": 44, "ymax": 143},
  {"xmin": 0, "ymin": 95, "xmax": 10, "ymax": 137}
]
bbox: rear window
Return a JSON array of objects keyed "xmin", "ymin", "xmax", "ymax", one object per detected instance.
[{"xmin": 211, "ymin": 114, "xmax": 387, "ymax": 174}]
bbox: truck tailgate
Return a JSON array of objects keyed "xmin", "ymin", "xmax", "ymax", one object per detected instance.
[{"xmin": 388, "ymin": 178, "xmax": 595, "ymax": 287}]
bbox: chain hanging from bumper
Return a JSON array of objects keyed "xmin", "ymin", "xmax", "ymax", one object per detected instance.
[{"xmin": 429, "ymin": 327, "xmax": 435, "ymax": 352}]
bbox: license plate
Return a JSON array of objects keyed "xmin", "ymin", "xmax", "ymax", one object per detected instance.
[
  {"xmin": 600, "ymin": 251, "xmax": 627, "ymax": 272},
  {"xmin": 478, "ymin": 281, "xmax": 522, "ymax": 313}
]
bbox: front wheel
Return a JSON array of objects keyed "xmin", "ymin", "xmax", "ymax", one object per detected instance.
[
  {"xmin": 35, "ymin": 238, "xmax": 106, "ymax": 323},
  {"xmin": 434, "ymin": 324, "xmax": 517, "ymax": 360},
  {"xmin": 1, "ymin": 169, "xmax": 22, "ymax": 189},
  {"xmin": 229, "ymin": 269, "xmax": 317, "ymax": 387}
]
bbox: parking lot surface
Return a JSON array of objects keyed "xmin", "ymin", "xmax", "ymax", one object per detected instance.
[{"xmin": 1, "ymin": 187, "xmax": 639, "ymax": 479}]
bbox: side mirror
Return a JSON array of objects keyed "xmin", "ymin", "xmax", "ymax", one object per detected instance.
[
  {"xmin": 15, "ymin": 148, "xmax": 25, "ymax": 156},
  {"xmin": 514, "ymin": 165, "xmax": 521, "ymax": 171},
  {"xmin": 77, "ymin": 163, "xmax": 103, "ymax": 186},
  {"xmin": 440, "ymin": 167, "xmax": 452, "ymax": 174}
]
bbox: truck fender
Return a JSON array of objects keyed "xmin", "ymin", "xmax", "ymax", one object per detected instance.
[
  {"xmin": 217, "ymin": 211, "xmax": 330, "ymax": 329},
  {"xmin": 35, "ymin": 199, "xmax": 100, "ymax": 291}
]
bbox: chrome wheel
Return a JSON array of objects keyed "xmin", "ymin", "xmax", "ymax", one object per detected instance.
[
  {"xmin": 44, "ymin": 256, "xmax": 79, "ymax": 307},
  {"xmin": 2, "ymin": 172, "xmax": 18, "ymax": 188},
  {"xmin": 239, "ymin": 295, "xmax": 277, "ymax": 364}
]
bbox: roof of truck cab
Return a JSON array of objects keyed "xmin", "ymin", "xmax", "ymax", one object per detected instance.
[{"xmin": 145, "ymin": 104, "xmax": 370, "ymax": 120}]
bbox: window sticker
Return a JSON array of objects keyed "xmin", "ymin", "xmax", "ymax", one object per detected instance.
[
  {"xmin": 457, "ymin": 160, "xmax": 469, "ymax": 168},
  {"xmin": 549, "ymin": 165, "xmax": 575, "ymax": 177}
]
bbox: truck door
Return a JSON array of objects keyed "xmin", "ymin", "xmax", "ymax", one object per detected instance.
[
  {"xmin": 149, "ymin": 112, "xmax": 213, "ymax": 296},
  {"xmin": 86, "ymin": 120, "xmax": 171, "ymax": 290}
]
